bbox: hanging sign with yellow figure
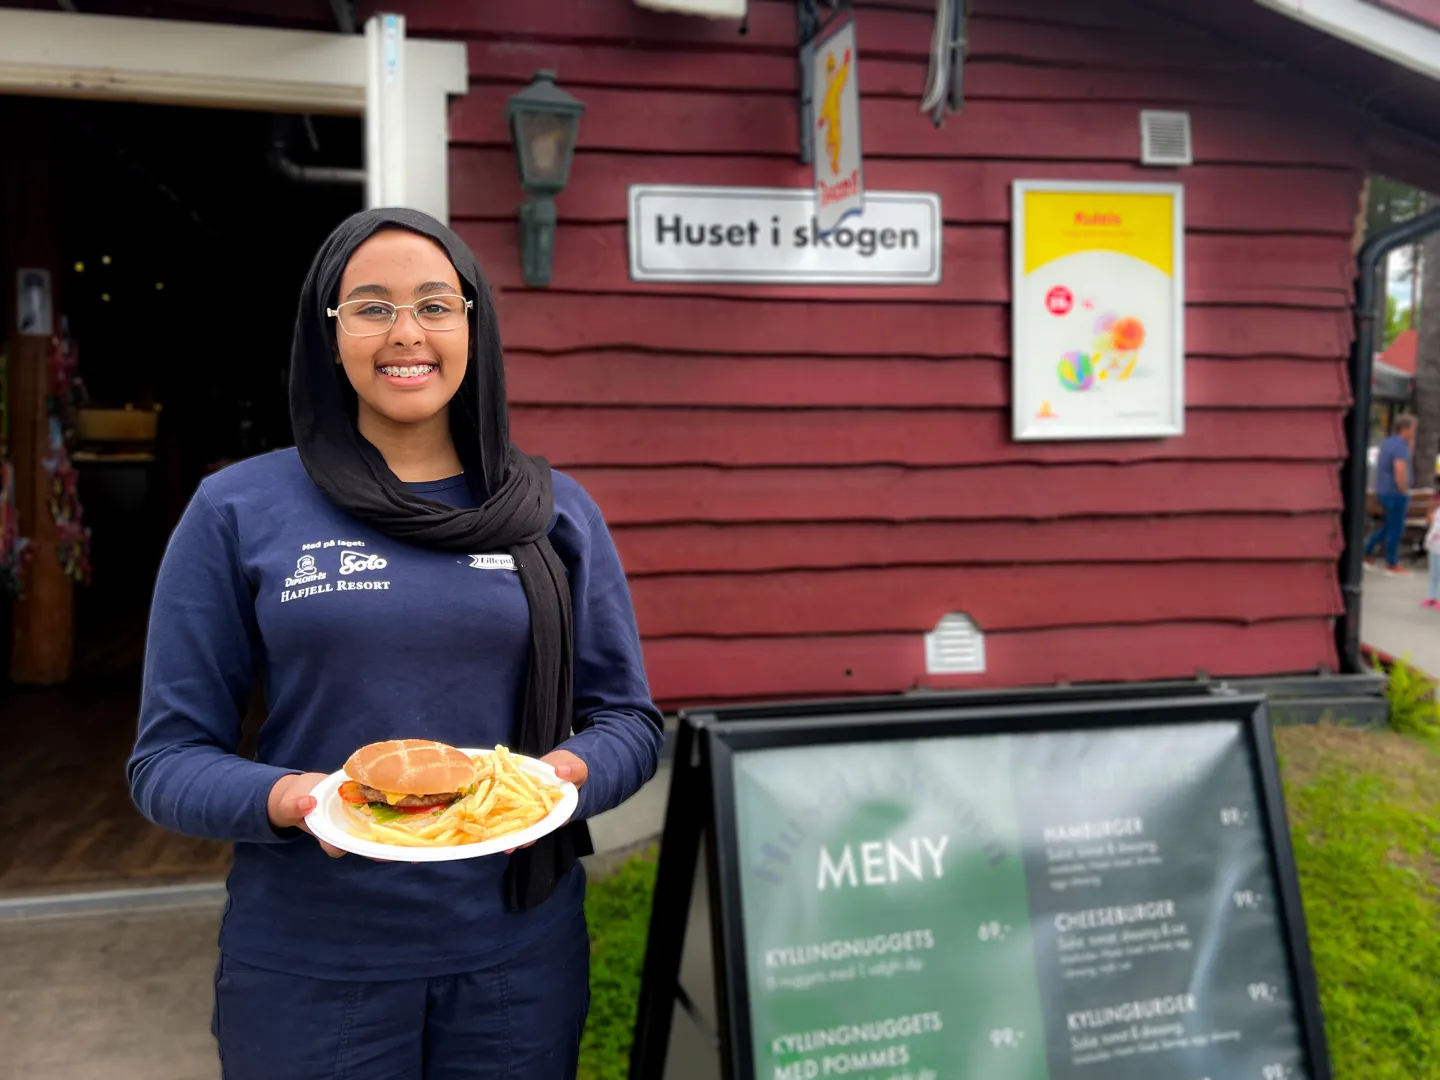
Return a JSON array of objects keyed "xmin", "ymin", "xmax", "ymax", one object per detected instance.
[
  {"xmin": 810, "ymin": 14, "xmax": 863, "ymax": 234},
  {"xmin": 1011, "ymin": 180, "xmax": 1186, "ymax": 441}
]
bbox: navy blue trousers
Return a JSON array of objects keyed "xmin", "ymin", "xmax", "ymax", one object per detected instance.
[
  {"xmin": 1366, "ymin": 492, "xmax": 1411, "ymax": 567},
  {"xmin": 212, "ymin": 907, "xmax": 589, "ymax": 1080}
]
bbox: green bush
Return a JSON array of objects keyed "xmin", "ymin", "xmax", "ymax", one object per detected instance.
[{"xmin": 1384, "ymin": 656, "xmax": 1440, "ymax": 740}]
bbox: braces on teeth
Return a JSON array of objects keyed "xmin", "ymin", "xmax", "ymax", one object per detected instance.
[{"xmin": 380, "ymin": 365, "xmax": 436, "ymax": 377}]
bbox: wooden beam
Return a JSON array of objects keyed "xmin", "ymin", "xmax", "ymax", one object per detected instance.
[
  {"xmin": 0, "ymin": 8, "xmax": 367, "ymax": 112},
  {"xmin": 641, "ymin": 621, "xmax": 1340, "ymax": 705},
  {"xmin": 504, "ymin": 354, "xmax": 1353, "ymax": 410},
  {"xmin": 566, "ymin": 461, "xmax": 1344, "ymax": 525},
  {"xmin": 507, "ymin": 406, "xmax": 1348, "ymax": 468},
  {"xmin": 3, "ymin": 101, "xmax": 74, "ymax": 686}
]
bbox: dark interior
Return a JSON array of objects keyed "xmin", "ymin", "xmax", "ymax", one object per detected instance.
[
  {"xmin": 0, "ymin": 96, "xmax": 361, "ymax": 895},
  {"xmin": 61, "ymin": 100, "xmax": 362, "ymax": 666}
]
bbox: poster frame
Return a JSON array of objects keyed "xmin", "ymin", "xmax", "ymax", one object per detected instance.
[
  {"xmin": 1010, "ymin": 178, "xmax": 1187, "ymax": 442},
  {"xmin": 702, "ymin": 693, "xmax": 1332, "ymax": 1080}
]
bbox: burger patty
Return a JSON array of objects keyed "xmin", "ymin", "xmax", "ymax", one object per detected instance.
[{"xmin": 355, "ymin": 784, "xmax": 459, "ymax": 808}]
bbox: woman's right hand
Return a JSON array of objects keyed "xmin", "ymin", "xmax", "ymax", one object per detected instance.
[{"xmin": 268, "ymin": 772, "xmax": 346, "ymax": 858}]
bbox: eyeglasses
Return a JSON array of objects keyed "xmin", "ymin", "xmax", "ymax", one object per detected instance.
[{"xmin": 327, "ymin": 293, "xmax": 474, "ymax": 337}]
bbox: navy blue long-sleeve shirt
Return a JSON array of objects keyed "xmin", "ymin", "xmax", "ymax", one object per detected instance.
[{"xmin": 128, "ymin": 448, "xmax": 664, "ymax": 980}]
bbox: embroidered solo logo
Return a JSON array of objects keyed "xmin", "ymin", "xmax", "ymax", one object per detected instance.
[
  {"xmin": 284, "ymin": 555, "xmax": 327, "ymax": 588},
  {"xmin": 467, "ymin": 554, "xmax": 517, "ymax": 571},
  {"xmin": 340, "ymin": 551, "xmax": 389, "ymax": 575}
]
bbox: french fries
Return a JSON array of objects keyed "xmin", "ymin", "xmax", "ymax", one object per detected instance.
[{"xmin": 350, "ymin": 745, "xmax": 563, "ymax": 849}]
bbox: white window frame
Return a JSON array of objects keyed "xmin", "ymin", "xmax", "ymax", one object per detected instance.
[{"xmin": 0, "ymin": 8, "xmax": 467, "ymax": 222}]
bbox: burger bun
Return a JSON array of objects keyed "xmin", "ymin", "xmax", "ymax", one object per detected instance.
[{"xmin": 343, "ymin": 739, "xmax": 476, "ymax": 797}]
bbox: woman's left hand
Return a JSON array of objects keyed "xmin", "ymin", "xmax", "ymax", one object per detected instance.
[
  {"xmin": 505, "ymin": 749, "xmax": 587, "ymax": 854},
  {"xmin": 541, "ymin": 749, "xmax": 588, "ymax": 789}
]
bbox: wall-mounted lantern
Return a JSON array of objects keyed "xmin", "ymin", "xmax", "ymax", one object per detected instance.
[{"xmin": 506, "ymin": 70, "xmax": 585, "ymax": 288}]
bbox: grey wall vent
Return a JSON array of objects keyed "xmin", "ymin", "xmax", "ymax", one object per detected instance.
[
  {"xmin": 1140, "ymin": 110, "xmax": 1192, "ymax": 167},
  {"xmin": 924, "ymin": 613, "xmax": 986, "ymax": 675}
]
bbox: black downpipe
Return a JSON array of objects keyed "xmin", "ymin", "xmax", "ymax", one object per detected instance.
[
  {"xmin": 267, "ymin": 116, "xmax": 364, "ymax": 187},
  {"xmin": 330, "ymin": 0, "xmax": 356, "ymax": 34},
  {"xmin": 1338, "ymin": 206, "xmax": 1440, "ymax": 673}
]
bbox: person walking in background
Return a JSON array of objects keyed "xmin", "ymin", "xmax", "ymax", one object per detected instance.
[
  {"xmin": 1366, "ymin": 413, "xmax": 1416, "ymax": 575},
  {"xmin": 1425, "ymin": 503, "xmax": 1440, "ymax": 609}
]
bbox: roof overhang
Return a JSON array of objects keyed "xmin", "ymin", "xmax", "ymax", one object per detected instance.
[
  {"xmin": 1372, "ymin": 357, "xmax": 1415, "ymax": 402},
  {"xmin": 1136, "ymin": 0, "xmax": 1440, "ymax": 190},
  {"xmin": 1255, "ymin": 0, "xmax": 1440, "ymax": 83}
]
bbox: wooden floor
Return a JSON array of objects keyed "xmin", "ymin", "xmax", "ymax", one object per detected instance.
[{"xmin": 0, "ymin": 672, "xmax": 235, "ymax": 896}]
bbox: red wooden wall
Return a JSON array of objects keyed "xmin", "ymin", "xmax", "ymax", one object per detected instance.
[{"xmin": 406, "ymin": 0, "xmax": 1364, "ymax": 707}]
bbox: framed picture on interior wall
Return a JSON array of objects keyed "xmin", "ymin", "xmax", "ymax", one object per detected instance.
[{"xmin": 1010, "ymin": 179, "xmax": 1186, "ymax": 441}]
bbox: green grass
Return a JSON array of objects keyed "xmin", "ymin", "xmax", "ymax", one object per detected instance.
[
  {"xmin": 579, "ymin": 727, "xmax": 1440, "ymax": 1080},
  {"xmin": 580, "ymin": 847, "xmax": 658, "ymax": 1080},
  {"xmin": 1276, "ymin": 724, "xmax": 1440, "ymax": 1078}
]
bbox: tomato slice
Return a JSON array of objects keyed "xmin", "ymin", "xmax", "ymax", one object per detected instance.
[{"xmin": 339, "ymin": 780, "xmax": 451, "ymax": 813}]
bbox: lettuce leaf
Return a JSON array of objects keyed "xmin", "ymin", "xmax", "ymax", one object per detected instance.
[
  {"xmin": 367, "ymin": 803, "xmax": 408, "ymax": 824},
  {"xmin": 365, "ymin": 800, "xmax": 452, "ymax": 824}
]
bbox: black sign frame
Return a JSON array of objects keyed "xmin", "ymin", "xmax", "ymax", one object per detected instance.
[
  {"xmin": 701, "ymin": 693, "xmax": 1332, "ymax": 1080},
  {"xmin": 628, "ymin": 681, "xmax": 1228, "ymax": 1079}
]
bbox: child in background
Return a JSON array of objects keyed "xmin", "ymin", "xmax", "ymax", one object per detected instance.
[{"xmin": 1426, "ymin": 503, "xmax": 1440, "ymax": 609}]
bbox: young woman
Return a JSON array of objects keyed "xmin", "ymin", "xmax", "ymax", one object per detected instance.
[{"xmin": 127, "ymin": 208, "xmax": 665, "ymax": 1079}]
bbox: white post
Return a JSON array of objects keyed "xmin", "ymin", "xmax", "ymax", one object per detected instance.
[
  {"xmin": 364, "ymin": 12, "xmax": 468, "ymax": 222},
  {"xmin": 365, "ymin": 12, "xmax": 408, "ymax": 211}
]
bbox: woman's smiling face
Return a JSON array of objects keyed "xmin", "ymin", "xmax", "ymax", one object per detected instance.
[{"xmin": 333, "ymin": 229, "xmax": 470, "ymax": 429}]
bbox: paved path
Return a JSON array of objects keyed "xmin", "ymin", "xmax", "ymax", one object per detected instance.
[
  {"xmin": 1360, "ymin": 561, "xmax": 1440, "ymax": 676},
  {"xmin": 0, "ymin": 905, "xmax": 220, "ymax": 1080},
  {"xmin": 0, "ymin": 761, "xmax": 674, "ymax": 1080}
]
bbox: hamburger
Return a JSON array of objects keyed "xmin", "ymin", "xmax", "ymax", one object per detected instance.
[{"xmin": 338, "ymin": 739, "xmax": 477, "ymax": 829}]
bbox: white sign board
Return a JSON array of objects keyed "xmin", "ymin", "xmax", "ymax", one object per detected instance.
[
  {"xmin": 633, "ymin": 0, "xmax": 746, "ymax": 15},
  {"xmin": 628, "ymin": 185, "xmax": 941, "ymax": 285},
  {"xmin": 810, "ymin": 16, "xmax": 863, "ymax": 233}
]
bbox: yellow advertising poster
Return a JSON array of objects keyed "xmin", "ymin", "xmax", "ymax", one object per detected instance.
[{"xmin": 1011, "ymin": 181, "xmax": 1185, "ymax": 440}]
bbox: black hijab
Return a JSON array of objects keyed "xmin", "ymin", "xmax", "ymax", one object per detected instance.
[{"xmin": 289, "ymin": 207, "xmax": 589, "ymax": 910}]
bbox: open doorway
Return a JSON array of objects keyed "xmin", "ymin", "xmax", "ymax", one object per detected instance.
[{"xmin": 0, "ymin": 94, "xmax": 361, "ymax": 896}]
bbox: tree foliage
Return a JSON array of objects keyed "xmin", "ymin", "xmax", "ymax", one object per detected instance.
[
  {"xmin": 1366, "ymin": 175, "xmax": 1427, "ymax": 238},
  {"xmin": 1366, "ymin": 176, "xmax": 1438, "ymax": 493},
  {"xmin": 1416, "ymin": 202, "xmax": 1440, "ymax": 492},
  {"xmin": 1385, "ymin": 294, "xmax": 1411, "ymax": 351}
]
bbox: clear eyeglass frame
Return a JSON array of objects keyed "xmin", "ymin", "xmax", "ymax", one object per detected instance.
[{"xmin": 326, "ymin": 293, "xmax": 474, "ymax": 337}]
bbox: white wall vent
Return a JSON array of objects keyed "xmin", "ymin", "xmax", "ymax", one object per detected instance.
[
  {"xmin": 633, "ymin": 0, "xmax": 746, "ymax": 17},
  {"xmin": 1139, "ymin": 110, "xmax": 1193, "ymax": 167},
  {"xmin": 924, "ymin": 613, "xmax": 986, "ymax": 675}
]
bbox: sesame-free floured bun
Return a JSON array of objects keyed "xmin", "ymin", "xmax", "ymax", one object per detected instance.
[{"xmin": 338, "ymin": 739, "xmax": 478, "ymax": 826}]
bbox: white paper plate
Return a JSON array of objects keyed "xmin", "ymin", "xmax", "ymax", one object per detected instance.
[{"xmin": 303, "ymin": 747, "xmax": 577, "ymax": 862}]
